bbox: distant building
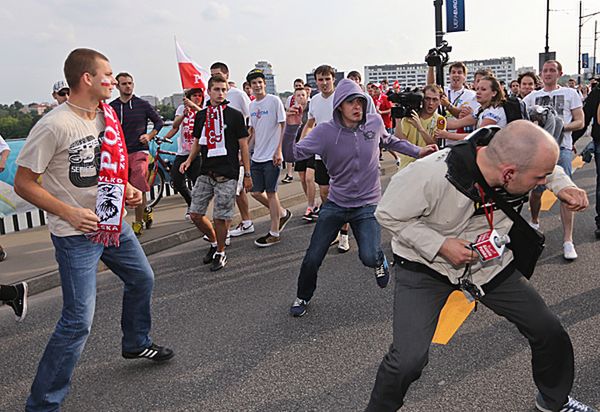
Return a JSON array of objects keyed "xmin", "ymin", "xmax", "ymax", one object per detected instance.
[
  {"xmin": 365, "ymin": 57, "xmax": 516, "ymax": 88},
  {"xmin": 161, "ymin": 93, "xmax": 184, "ymax": 108},
  {"xmin": 254, "ymin": 61, "xmax": 277, "ymax": 95},
  {"xmin": 21, "ymin": 103, "xmax": 53, "ymax": 116},
  {"xmin": 140, "ymin": 95, "xmax": 159, "ymax": 107},
  {"xmin": 304, "ymin": 71, "xmax": 345, "ymax": 90},
  {"xmin": 517, "ymin": 66, "xmax": 536, "ymax": 75}
]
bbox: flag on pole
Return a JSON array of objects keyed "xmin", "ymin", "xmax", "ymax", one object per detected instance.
[{"xmin": 175, "ymin": 40, "xmax": 210, "ymax": 90}]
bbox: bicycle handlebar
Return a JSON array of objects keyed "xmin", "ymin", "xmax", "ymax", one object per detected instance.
[{"xmin": 155, "ymin": 136, "xmax": 173, "ymax": 145}]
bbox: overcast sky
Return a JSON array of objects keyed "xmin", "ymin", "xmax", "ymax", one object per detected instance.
[{"xmin": 1, "ymin": 0, "xmax": 598, "ymax": 104}]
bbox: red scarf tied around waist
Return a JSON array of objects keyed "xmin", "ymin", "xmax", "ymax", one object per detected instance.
[{"xmin": 86, "ymin": 102, "xmax": 129, "ymax": 247}]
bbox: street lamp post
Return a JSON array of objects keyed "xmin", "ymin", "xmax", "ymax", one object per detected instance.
[
  {"xmin": 434, "ymin": 0, "xmax": 445, "ymax": 87},
  {"xmin": 578, "ymin": 1, "xmax": 600, "ymax": 83}
]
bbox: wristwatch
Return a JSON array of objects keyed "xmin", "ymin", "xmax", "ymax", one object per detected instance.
[{"xmin": 244, "ymin": 172, "xmax": 251, "ymax": 178}]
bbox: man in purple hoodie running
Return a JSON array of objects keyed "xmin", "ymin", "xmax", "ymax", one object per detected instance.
[{"xmin": 282, "ymin": 79, "xmax": 437, "ymax": 317}]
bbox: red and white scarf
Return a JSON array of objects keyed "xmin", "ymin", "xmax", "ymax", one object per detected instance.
[
  {"xmin": 181, "ymin": 108, "xmax": 196, "ymax": 152},
  {"xmin": 199, "ymin": 104, "xmax": 227, "ymax": 157},
  {"xmin": 87, "ymin": 102, "xmax": 129, "ymax": 247}
]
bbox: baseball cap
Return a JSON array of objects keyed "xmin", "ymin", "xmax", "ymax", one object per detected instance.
[
  {"xmin": 344, "ymin": 93, "xmax": 367, "ymax": 103},
  {"xmin": 246, "ymin": 69, "xmax": 265, "ymax": 83},
  {"xmin": 53, "ymin": 80, "xmax": 69, "ymax": 93}
]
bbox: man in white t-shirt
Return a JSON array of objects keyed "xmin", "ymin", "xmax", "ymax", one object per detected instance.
[
  {"xmin": 523, "ymin": 60, "xmax": 584, "ymax": 260},
  {"xmin": 14, "ymin": 48, "xmax": 173, "ymax": 411},
  {"xmin": 428, "ymin": 62, "xmax": 478, "ymax": 146},
  {"xmin": 246, "ymin": 69, "xmax": 292, "ymax": 247},
  {"xmin": 209, "ymin": 62, "xmax": 255, "ymax": 238}
]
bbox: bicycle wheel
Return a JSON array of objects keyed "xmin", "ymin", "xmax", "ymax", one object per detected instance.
[{"xmin": 147, "ymin": 166, "xmax": 165, "ymax": 208}]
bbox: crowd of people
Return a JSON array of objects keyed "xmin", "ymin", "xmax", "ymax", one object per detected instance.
[{"xmin": 1, "ymin": 45, "xmax": 600, "ymax": 411}]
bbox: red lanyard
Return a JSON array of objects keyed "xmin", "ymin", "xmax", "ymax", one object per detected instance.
[{"xmin": 477, "ymin": 184, "xmax": 494, "ymax": 230}]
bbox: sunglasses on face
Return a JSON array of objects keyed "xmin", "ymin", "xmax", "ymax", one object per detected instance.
[{"xmin": 57, "ymin": 90, "xmax": 70, "ymax": 97}]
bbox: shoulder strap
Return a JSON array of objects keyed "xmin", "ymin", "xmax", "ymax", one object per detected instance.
[{"xmin": 472, "ymin": 166, "xmax": 535, "ymax": 229}]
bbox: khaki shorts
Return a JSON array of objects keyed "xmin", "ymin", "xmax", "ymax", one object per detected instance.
[{"xmin": 189, "ymin": 174, "xmax": 237, "ymax": 220}]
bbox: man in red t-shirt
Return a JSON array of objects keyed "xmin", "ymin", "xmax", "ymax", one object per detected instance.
[{"xmin": 369, "ymin": 83, "xmax": 398, "ymax": 164}]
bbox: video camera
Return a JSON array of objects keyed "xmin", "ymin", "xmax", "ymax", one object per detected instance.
[
  {"xmin": 388, "ymin": 89, "xmax": 424, "ymax": 118},
  {"xmin": 425, "ymin": 40, "xmax": 452, "ymax": 68}
]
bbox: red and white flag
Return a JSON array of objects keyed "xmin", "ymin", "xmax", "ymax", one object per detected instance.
[{"xmin": 175, "ymin": 40, "xmax": 210, "ymax": 90}]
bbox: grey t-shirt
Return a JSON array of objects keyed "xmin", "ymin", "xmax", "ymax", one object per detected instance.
[{"xmin": 17, "ymin": 104, "xmax": 104, "ymax": 237}]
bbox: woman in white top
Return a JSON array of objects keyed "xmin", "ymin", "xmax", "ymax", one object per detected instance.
[
  {"xmin": 438, "ymin": 75, "xmax": 508, "ymax": 141},
  {"xmin": 475, "ymin": 75, "xmax": 507, "ymax": 128}
]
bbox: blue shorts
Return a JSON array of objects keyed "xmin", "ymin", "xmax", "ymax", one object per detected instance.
[
  {"xmin": 533, "ymin": 147, "xmax": 573, "ymax": 193},
  {"xmin": 250, "ymin": 160, "xmax": 281, "ymax": 193}
]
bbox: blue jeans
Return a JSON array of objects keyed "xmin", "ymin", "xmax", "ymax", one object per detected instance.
[
  {"xmin": 296, "ymin": 202, "xmax": 384, "ymax": 301},
  {"xmin": 26, "ymin": 222, "xmax": 154, "ymax": 412},
  {"xmin": 593, "ymin": 142, "xmax": 600, "ymax": 228}
]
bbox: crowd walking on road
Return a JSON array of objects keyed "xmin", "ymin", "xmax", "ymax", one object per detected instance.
[{"xmin": 2, "ymin": 42, "xmax": 600, "ymax": 412}]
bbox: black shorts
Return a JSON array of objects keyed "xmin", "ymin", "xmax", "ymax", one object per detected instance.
[
  {"xmin": 314, "ymin": 159, "xmax": 330, "ymax": 186},
  {"xmin": 294, "ymin": 156, "xmax": 315, "ymax": 172}
]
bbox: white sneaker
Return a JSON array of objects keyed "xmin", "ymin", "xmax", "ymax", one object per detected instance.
[
  {"xmin": 338, "ymin": 234, "xmax": 350, "ymax": 253},
  {"xmin": 563, "ymin": 242, "xmax": 577, "ymax": 260},
  {"xmin": 529, "ymin": 221, "xmax": 540, "ymax": 230},
  {"xmin": 229, "ymin": 222, "xmax": 255, "ymax": 237},
  {"xmin": 202, "ymin": 233, "xmax": 231, "ymax": 246}
]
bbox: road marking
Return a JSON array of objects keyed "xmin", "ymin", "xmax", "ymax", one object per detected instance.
[{"xmin": 539, "ymin": 155, "xmax": 585, "ymax": 211}]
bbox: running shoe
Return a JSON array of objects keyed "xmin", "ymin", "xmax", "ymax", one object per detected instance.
[
  {"xmin": 5, "ymin": 282, "xmax": 28, "ymax": 322},
  {"xmin": 535, "ymin": 392, "xmax": 597, "ymax": 412},
  {"xmin": 375, "ymin": 255, "xmax": 390, "ymax": 288},
  {"xmin": 338, "ymin": 234, "xmax": 350, "ymax": 253},
  {"xmin": 122, "ymin": 343, "xmax": 175, "ymax": 362},
  {"xmin": 143, "ymin": 207, "xmax": 153, "ymax": 229},
  {"xmin": 132, "ymin": 221, "xmax": 143, "ymax": 237},
  {"xmin": 229, "ymin": 222, "xmax": 255, "ymax": 237},
  {"xmin": 203, "ymin": 245, "xmax": 217, "ymax": 264},
  {"xmin": 302, "ymin": 207, "xmax": 315, "ymax": 222},
  {"xmin": 210, "ymin": 252, "xmax": 227, "ymax": 272},
  {"xmin": 281, "ymin": 174, "xmax": 293, "ymax": 184},
  {"xmin": 202, "ymin": 233, "xmax": 231, "ymax": 246},
  {"xmin": 290, "ymin": 298, "xmax": 309, "ymax": 317},
  {"xmin": 563, "ymin": 242, "xmax": 578, "ymax": 260}
]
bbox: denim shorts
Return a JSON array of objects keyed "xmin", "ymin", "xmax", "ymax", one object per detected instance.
[
  {"xmin": 250, "ymin": 160, "xmax": 281, "ymax": 193},
  {"xmin": 533, "ymin": 147, "xmax": 573, "ymax": 193}
]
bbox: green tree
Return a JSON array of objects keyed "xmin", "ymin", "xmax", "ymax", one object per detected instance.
[{"xmin": 156, "ymin": 104, "xmax": 175, "ymax": 121}]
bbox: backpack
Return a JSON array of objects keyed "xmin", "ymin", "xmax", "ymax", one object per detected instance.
[{"xmin": 502, "ymin": 95, "xmax": 529, "ymax": 123}]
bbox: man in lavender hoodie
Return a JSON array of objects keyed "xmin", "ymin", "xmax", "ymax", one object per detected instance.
[{"xmin": 283, "ymin": 79, "xmax": 437, "ymax": 317}]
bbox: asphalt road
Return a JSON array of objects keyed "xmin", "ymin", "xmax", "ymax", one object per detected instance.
[{"xmin": 1, "ymin": 164, "xmax": 599, "ymax": 412}]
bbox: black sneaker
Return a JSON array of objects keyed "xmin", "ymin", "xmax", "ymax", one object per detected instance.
[
  {"xmin": 203, "ymin": 245, "xmax": 217, "ymax": 264},
  {"xmin": 535, "ymin": 392, "xmax": 597, "ymax": 412},
  {"xmin": 302, "ymin": 207, "xmax": 315, "ymax": 222},
  {"xmin": 279, "ymin": 209, "xmax": 293, "ymax": 231},
  {"xmin": 5, "ymin": 282, "xmax": 28, "ymax": 322},
  {"xmin": 210, "ymin": 252, "xmax": 227, "ymax": 271},
  {"xmin": 0, "ymin": 246, "xmax": 6, "ymax": 262},
  {"xmin": 281, "ymin": 174, "xmax": 293, "ymax": 184},
  {"xmin": 290, "ymin": 298, "xmax": 309, "ymax": 317},
  {"xmin": 375, "ymin": 255, "xmax": 390, "ymax": 288},
  {"xmin": 254, "ymin": 233, "xmax": 280, "ymax": 247},
  {"xmin": 122, "ymin": 343, "xmax": 175, "ymax": 362}
]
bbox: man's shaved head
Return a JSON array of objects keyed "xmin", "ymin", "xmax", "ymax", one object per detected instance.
[{"xmin": 486, "ymin": 120, "xmax": 559, "ymax": 171}]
